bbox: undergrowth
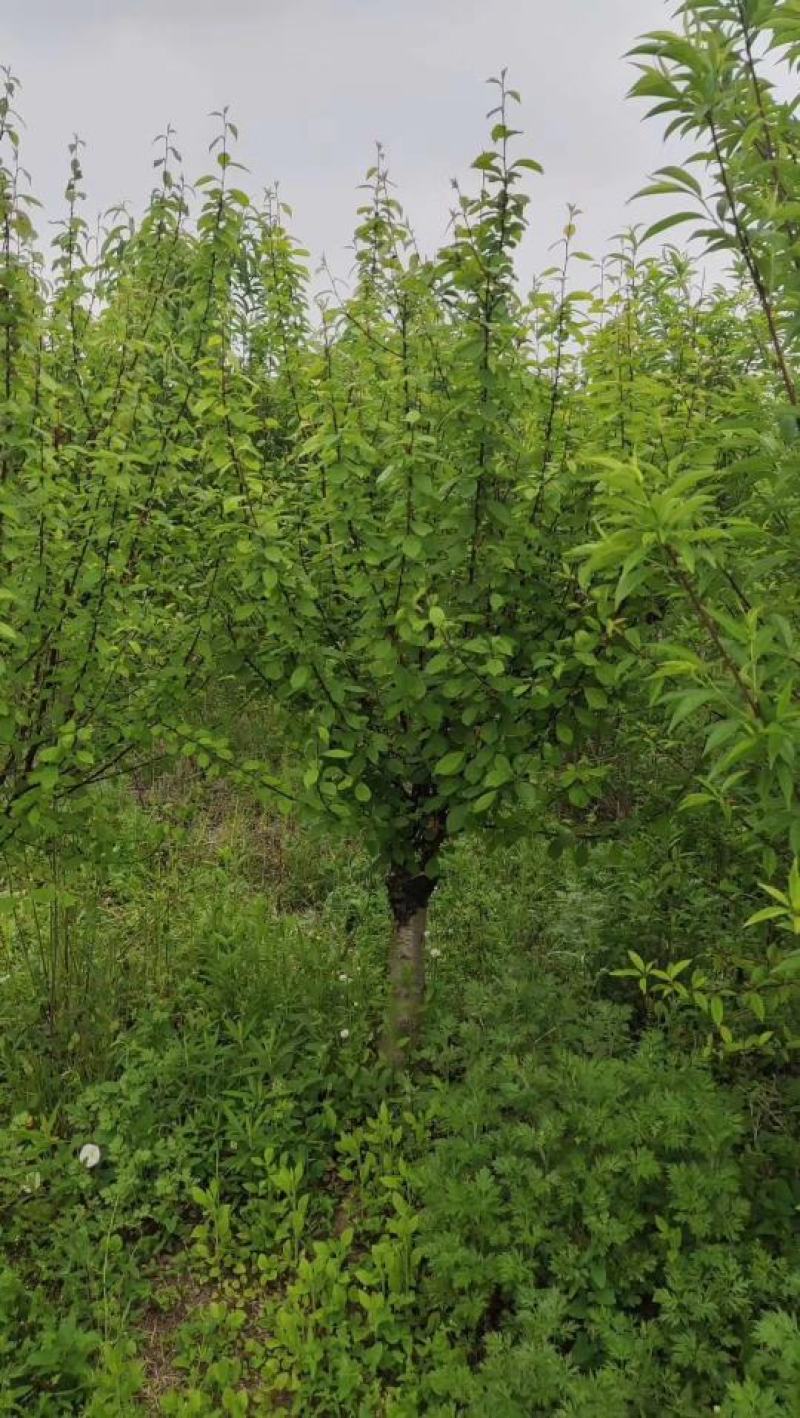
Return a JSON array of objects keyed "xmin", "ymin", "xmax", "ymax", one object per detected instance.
[{"xmin": 1, "ymin": 773, "xmax": 798, "ymax": 1415}]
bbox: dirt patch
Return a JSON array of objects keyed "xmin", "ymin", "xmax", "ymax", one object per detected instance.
[
  {"xmin": 136, "ymin": 1262, "xmax": 217, "ymax": 1411},
  {"xmin": 135, "ymin": 1255, "xmax": 294, "ymax": 1413}
]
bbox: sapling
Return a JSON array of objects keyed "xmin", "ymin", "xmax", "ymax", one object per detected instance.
[
  {"xmin": 579, "ymin": 1, "xmax": 800, "ymax": 883},
  {"xmin": 215, "ymin": 78, "xmax": 625, "ymax": 1063},
  {"xmin": 0, "ymin": 80, "xmax": 234, "ymax": 853}
]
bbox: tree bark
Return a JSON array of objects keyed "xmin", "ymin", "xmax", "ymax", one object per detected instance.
[{"xmin": 380, "ymin": 864, "xmax": 435, "ymax": 1068}]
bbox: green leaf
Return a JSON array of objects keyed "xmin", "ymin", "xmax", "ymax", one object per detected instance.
[
  {"xmin": 290, "ymin": 666, "xmax": 311, "ymax": 691},
  {"xmin": 484, "ymin": 755, "xmax": 513, "ymax": 789},
  {"xmin": 434, "ymin": 751, "xmax": 466, "ymax": 777},
  {"xmin": 771, "ymin": 951, "xmax": 800, "ymax": 980},
  {"xmin": 472, "ymin": 152, "xmax": 500, "ymax": 172},
  {"xmin": 655, "ymin": 164, "xmax": 703, "ymax": 196},
  {"xmin": 668, "ymin": 688, "xmax": 716, "ymax": 731},
  {"xmin": 471, "ymin": 790, "xmax": 497, "ymax": 815},
  {"xmin": 642, "ymin": 211, "xmax": 700, "ymax": 242},
  {"xmin": 584, "ymin": 686, "xmax": 608, "ymax": 711}
]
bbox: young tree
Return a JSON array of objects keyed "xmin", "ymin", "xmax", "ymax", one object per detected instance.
[
  {"xmin": 213, "ymin": 79, "xmax": 626, "ymax": 1063},
  {"xmin": 578, "ymin": 0, "xmax": 800, "ymax": 995},
  {"xmin": 0, "ymin": 78, "xmax": 232, "ymax": 854}
]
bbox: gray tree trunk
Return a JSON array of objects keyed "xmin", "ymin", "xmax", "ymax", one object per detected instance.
[
  {"xmin": 380, "ymin": 864, "xmax": 434, "ymax": 1068},
  {"xmin": 382, "ymin": 905, "xmax": 427, "ymax": 1068}
]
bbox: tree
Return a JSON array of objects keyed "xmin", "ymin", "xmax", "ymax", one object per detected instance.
[
  {"xmin": 212, "ymin": 78, "xmax": 625, "ymax": 1063},
  {"xmin": 0, "ymin": 76, "xmax": 228, "ymax": 854},
  {"xmin": 577, "ymin": 0, "xmax": 800, "ymax": 1017}
]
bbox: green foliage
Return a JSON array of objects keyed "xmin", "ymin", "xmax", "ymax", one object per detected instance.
[
  {"xmin": 0, "ymin": 805, "xmax": 798, "ymax": 1415},
  {"xmin": 0, "ymin": 72, "xmax": 233, "ymax": 851},
  {"xmin": 1, "ymin": 1, "xmax": 800, "ymax": 1410},
  {"xmin": 575, "ymin": 1, "xmax": 800, "ymax": 1034},
  {"xmin": 208, "ymin": 78, "xmax": 626, "ymax": 892}
]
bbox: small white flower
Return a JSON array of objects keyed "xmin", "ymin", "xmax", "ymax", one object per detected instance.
[
  {"xmin": 339, "ymin": 1028, "xmax": 350, "ymax": 1040},
  {"xmin": 338, "ymin": 972, "xmax": 350, "ymax": 983},
  {"xmin": 429, "ymin": 947, "xmax": 442, "ymax": 960},
  {"xmin": 79, "ymin": 1143, "xmax": 101, "ymax": 1170}
]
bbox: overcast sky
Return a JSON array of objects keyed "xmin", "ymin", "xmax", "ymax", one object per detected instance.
[{"xmin": 2, "ymin": 0, "xmax": 686, "ymax": 288}]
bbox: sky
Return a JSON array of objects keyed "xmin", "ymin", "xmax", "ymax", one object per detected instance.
[{"xmin": 1, "ymin": 0, "xmax": 688, "ymax": 289}]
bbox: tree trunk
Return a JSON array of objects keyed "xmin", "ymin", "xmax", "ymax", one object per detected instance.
[{"xmin": 380, "ymin": 864, "xmax": 435, "ymax": 1068}]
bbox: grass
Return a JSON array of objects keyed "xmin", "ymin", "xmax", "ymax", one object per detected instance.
[{"xmin": 0, "ymin": 764, "xmax": 799, "ymax": 1415}]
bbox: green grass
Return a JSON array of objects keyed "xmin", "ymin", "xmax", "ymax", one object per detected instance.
[{"xmin": 1, "ymin": 773, "xmax": 799, "ymax": 1415}]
